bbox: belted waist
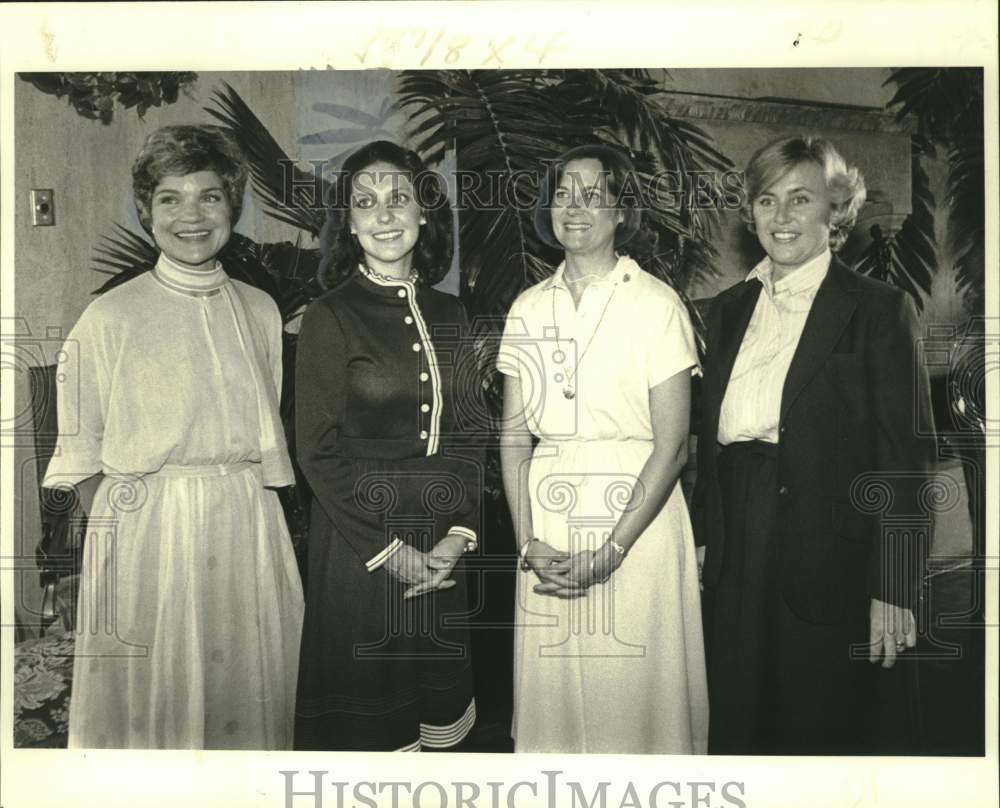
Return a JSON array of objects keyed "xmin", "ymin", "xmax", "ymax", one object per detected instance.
[
  {"xmin": 106, "ymin": 461, "xmax": 259, "ymax": 479},
  {"xmin": 537, "ymin": 437, "xmax": 653, "ymax": 448}
]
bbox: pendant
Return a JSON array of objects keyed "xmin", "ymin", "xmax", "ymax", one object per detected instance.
[{"xmin": 563, "ymin": 387, "xmax": 576, "ymax": 400}]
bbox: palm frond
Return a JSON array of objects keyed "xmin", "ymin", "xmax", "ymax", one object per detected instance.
[
  {"xmin": 885, "ymin": 67, "xmax": 983, "ymax": 151},
  {"xmin": 89, "ymin": 227, "xmax": 320, "ymax": 322},
  {"xmin": 399, "ymin": 69, "xmax": 592, "ymax": 314},
  {"xmin": 399, "ymin": 68, "xmax": 731, "ymax": 325},
  {"xmin": 854, "ymin": 138, "xmax": 937, "ymax": 311},
  {"xmin": 947, "ymin": 137, "xmax": 985, "ymax": 311},
  {"xmin": 91, "ymin": 224, "xmax": 158, "ymax": 293},
  {"xmin": 205, "ymin": 82, "xmax": 329, "ymax": 238},
  {"xmin": 884, "ymin": 67, "xmax": 983, "ymax": 312}
]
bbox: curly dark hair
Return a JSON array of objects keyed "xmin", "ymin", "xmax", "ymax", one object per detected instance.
[
  {"xmin": 533, "ymin": 143, "xmax": 642, "ymax": 251},
  {"xmin": 317, "ymin": 141, "xmax": 454, "ymax": 289},
  {"xmin": 131, "ymin": 125, "xmax": 248, "ymax": 232}
]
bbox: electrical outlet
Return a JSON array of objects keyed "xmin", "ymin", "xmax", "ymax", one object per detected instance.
[{"xmin": 31, "ymin": 189, "xmax": 55, "ymax": 226}]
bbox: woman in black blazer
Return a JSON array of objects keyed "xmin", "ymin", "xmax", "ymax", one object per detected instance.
[{"xmin": 693, "ymin": 136, "xmax": 935, "ymax": 754}]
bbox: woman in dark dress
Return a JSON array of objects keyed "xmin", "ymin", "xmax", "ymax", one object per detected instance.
[
  {"xmin": 693, "ymin": 136, "xmax": 935, "ymax": 755},
  {"xmin": 294, "ymin": 141, "xmax": 482, "ymax": 751}
]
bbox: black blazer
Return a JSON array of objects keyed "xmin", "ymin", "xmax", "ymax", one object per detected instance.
[{"xmin": 692, "ymin": 258, "xmax": 936, "ymax": 624}]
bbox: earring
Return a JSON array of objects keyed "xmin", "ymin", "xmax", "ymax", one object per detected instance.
[{"xmin": 419, "ymin": 217, "xmax": 426, "ymax": 225}]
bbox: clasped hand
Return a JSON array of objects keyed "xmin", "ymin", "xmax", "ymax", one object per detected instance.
[
  {"xmin": 384, "ymin": 533, "xmax": 467, "ymax": 600},
  {"xmin": 526, "ymin": 539, "xmax": 624, "ymax": 599}
]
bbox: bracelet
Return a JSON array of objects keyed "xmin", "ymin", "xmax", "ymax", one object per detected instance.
[
  {"xmin": 589, "ymin": 550, "xmax": 611, "ymax": 585},
  {"xmin": 519, "ymin": 538, "xmax": 540, "ymax": 571},
  {"xmin": 607, "ymin": 539, "xmax": 627, "ymax": 557}
]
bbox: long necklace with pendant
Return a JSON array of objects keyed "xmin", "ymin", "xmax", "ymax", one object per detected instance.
[{"xmin": 551, "ymin": 280, "xmax": 619, "ymax": 400}]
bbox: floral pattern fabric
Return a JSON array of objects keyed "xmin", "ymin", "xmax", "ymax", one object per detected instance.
[{"xmin": 14, "ymin": 628, "xmax": 75, "ymax": 748}]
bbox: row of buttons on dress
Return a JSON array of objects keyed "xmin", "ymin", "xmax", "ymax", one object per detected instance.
[{"xmin": 399, "ymin": 287, "xmax": 433, "ymax": 441}]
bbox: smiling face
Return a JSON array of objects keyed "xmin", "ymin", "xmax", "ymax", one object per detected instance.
[
  {"xmin": 550, "ymin": 158, "xmax": 624, "ymax": 259},
  {"xmin": 751, "ymin": 161, "xmax": 834, "ymax": 278},
  {"xmin": 150, "ymin": 170, "xmax": 233, "ymax": 271},
  {"xmin": 349, "ymin": 160, "xmax": 425, "ymax": 277}
]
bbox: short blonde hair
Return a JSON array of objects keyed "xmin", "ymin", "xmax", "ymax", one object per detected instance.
[{"xmin": 741, "ymin": 136, "xmax": 867, "ymax": 252}]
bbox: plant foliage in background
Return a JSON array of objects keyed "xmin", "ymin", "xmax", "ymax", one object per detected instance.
[
  {"xmin": 884, "ymin": 67, "xmax": 985, "ymax": 314},
  {"xmin": 855, "ymin": 67, "xmax": 984, "ymax": 314},
  {"xmin": 397, "ymin": 69, "xmax": 733, "ymax": 335},
  {"xmin": 19, "ymin": 72, "xmax": 198, "ymax": 125},
  {"xmin": 853, "ymin": 134, "xmax": 937, "ymax": 310},
  {"xmin": 299, "ymin": 97, "xmax": 401, "ymax": 169}
]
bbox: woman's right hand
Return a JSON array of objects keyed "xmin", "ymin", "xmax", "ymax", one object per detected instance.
[{"xmin": 523, "ymin": 540, "xmax": 584, "ymax": 599}]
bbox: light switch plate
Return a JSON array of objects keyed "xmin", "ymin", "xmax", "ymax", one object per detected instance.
[{"xmin": 31, "ymin": 189, "xmax": 54, "ymax": 226}]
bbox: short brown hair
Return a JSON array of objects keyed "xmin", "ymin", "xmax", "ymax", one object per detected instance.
[
  {"xmin": 131, "ymin": 125, "xmax": 248, "ymax": 232},
  {"xmin": 533, "ymin": 144, "xmax": 642, "ymax": 251}
]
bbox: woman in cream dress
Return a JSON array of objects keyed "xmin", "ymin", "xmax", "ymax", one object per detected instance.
[
  {"xmin": 44, "ymin": 125, "xmax": 303, "ymax": 749},
  {"xmin": 497, "ymin": 145, "xmax": 708, "ymax": 753}
]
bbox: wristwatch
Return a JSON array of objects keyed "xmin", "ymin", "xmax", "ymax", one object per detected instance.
[{"xmin": 448, "ymin": 527, "xmax": 478, "ymax": 554}]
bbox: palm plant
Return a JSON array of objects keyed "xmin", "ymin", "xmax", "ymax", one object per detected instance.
[
  {"xmin": 397, "ymin": 69, "xmax": 732, "ymax": 330},
  {"xmin": 853, "ymin": 133, "xmax": 937, "ymax": 310},
  {"xmin": 854, "ymin": 67, "xmax": 984, "ymax": 314}
]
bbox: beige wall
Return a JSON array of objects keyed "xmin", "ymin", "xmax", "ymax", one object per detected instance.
[{"xmin": 658, "ymin": 67, "xmax": 896, "ymax": 107}]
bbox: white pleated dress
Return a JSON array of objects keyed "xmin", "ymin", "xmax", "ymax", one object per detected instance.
[
  {"xmin": 44, "ymin": 256, "xmax": 304, "ymax": 749},
  {"xmin": 497, "ymin": 256, "xmax": 709, "ymax": 754}
]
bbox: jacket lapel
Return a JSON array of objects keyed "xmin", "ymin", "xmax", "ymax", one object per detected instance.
[
  {"xmin": 780, "ymin": 259, "xmax": 858, "ymax": 421},
  {"xmin": 704, "ymin": 279, "xmax": 763, "ymax": 436}
]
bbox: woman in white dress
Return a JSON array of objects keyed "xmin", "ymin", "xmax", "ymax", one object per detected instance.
[
  {"xmin": 43, "ymin": 125, "xmax": 304, "ymax": 749},
  {"xmin": 497, "ymin": 144, "xmax": 708, "ymax": 753}
]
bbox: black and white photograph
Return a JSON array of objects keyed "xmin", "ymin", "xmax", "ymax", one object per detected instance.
[{"xmin": 1, "ymin": 2, "xmax": 996, "ymax": 807}]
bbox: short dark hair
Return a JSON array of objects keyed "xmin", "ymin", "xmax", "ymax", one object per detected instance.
[
  {"xmin": 131, "ymin": 125, "xmax": 248, "ymax": 232},
  {"xmin": 317, "ymin": 140, "xmax": 454, "ymax": 290},
  {"xmin": 533, "ymin": 144, "xmax": 642, "ymax": 251},
  {"xmin": 741, "ymin": 135, "xmax": 867, "ymax": 252}
]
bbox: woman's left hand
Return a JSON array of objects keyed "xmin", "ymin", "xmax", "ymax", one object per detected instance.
[
  {"xmin": 869, "ymin": 598, "xmax": 917, "ymax": 669},
  {"xmin": 403, "ymin": 533, "xmax": 467, "ymax": 600},
  {"xmin": 534, "ymin": 543, "xmax": 624, "ymax": 597}
]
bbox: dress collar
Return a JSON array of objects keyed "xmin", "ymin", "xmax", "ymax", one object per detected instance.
[
  {"xmin": 543, "ymin": 254, "xmax": 637, "ymax": 291},
  {"xmin": 355, "ymin": 264, "xmax": 421, "ymax": 299},
  {"xmin": 746, "ymin": 248, "xmax": 831, "ymax": 299},
  {"xmin": 153, "ymin": 253, "xmax": 228, "ymax": 296}
]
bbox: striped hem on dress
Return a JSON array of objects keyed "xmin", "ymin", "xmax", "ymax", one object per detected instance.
[{"xmin": 392, "ymin": 698, "xmax": 477, "ymax": 752}]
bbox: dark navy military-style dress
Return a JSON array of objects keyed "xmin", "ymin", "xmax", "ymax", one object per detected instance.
[{"xmin": 293, "ymin": 267, "xmax": 483, "ymax": 751}]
